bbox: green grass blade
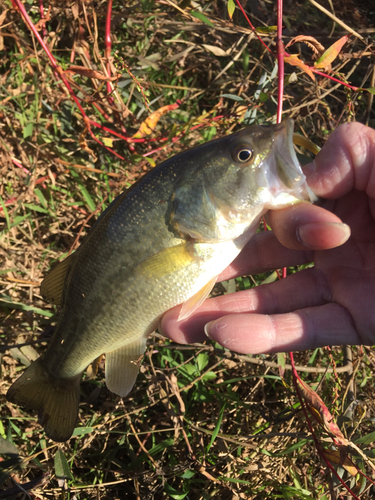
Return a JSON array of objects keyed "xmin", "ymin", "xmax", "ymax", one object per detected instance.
[{"xmin": 206, "ymin": 402, "xmax": 226, "ymax": 452}]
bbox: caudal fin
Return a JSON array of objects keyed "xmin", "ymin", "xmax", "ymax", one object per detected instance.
[{"xmin": 7, "ymin": 359, "xmax": 80, "ymax": 442}]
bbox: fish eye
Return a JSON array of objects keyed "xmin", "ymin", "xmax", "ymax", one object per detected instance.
[{"xmin": 231, "ymin": 145, "xmax": 254, "ymax": 164}]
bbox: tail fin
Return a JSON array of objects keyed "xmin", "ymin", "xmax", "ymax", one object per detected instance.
[{"xmin": 7, "ymin": 359, "xmax": 81, "ymax": 442}]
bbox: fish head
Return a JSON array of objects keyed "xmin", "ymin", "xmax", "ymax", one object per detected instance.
[{"xmin": 171, "ymin": 118, "xmax": 317, "ymax": 242}]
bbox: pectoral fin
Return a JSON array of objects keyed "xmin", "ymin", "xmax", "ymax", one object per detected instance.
[
  {"xmin": 105, "ymin": 337, "xmax": 148, "ymax": 397},
  {"xmin": 178, "ymin": 276, "xmax": 217, "ymax": 321},
  {"xmin": 135, "ymin": 242, "xmax": 195, "ymax": 279},
  {"xmin": 40, "ymin": 253, "xmax": 76, "ymax": 306}
]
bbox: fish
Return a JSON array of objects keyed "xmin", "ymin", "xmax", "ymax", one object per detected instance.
[{"xmin": 7, "ymin": 118, "xmax": 316, "ymax": 442}]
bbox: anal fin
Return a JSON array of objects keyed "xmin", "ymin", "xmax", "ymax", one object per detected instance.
[
  {"xmin": 105, "ymin": 337, "xmax": 148, "ymax": 397},
  {"xmin": 178, "ymin": 276, "xmax": 217, "ymax": 322}
]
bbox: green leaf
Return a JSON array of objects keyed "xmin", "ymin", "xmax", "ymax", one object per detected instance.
[
  {"xmin": 102, "ymin": 137, "xmax": 114, "ymax": 147},
  {"xmin": 164, "ymin": 482, "xmax": 189, "ymax": 499},
  {"xmin": 277, "ymin": 352, "xmax": 286, "ymax": 374},
  {"xmin": 255, "ymin": 25, "xmax": 277, "ymax": 33},
  {"xmin": 354, "ymin": 431, "xmax": 375, "ymax": 445},
  {"xmin": 202, "ymin": 371, "xmax": 217, "ymax": 381},
  {"xmin": 10, "ymin": 214, "xmax": 31, "ymax": 229},
  {"xmin": 227, "ymin": 0, "xmax": 235, "ymax": 19},
  {"xmin": 0, "ymin": 196, "xmax": 10, "ymax": 231},
  {"xmin": 190, "ymin": 11, "xmax": 214, "ymax": 28},
  {"xmin": 365, "ymin": 87, "xmax": 375, "ymax": 95},
  {"xmin": 23, "ymin": 203, "xmax": 50, "ymax": 214},
  {"xmin": 34, "ymin": 188, "xmax": 48, "ymax": 208},
  {"xmin": 72, "ymin": 427, "xmax": 95, "ymax": 437},
  {"xmin": 148, "ymin": 438, "xmax": 174, "ymax": 456},
  {"xmin": 220, "ymin": 94, "xmax": 244, "ymax": 102},
  {"xmin": 54, "ymin": 449, "xmax": 73, "ymax": 480},
  {"xmin": 260, "ymin": 271, "xmax": 278, "ymax": 284},
  {"xmin": 196, "ymin": 352, "xmax": 209, "ymax": 372},
  {"xmin": 0, "ymin": 296, "xmax": 53, "ymax": 317},
  {"xmin": 23, "ymin": 122, "xmax": 34, "ymax": 138},
  {"xmin": 207, "ymin": 402, "xmax": 226, "ymax": 452},
  {"xmin": 180, "ymin": 469, "xmax": 195, "ymax": 479},
  {"xmin": 0, "ymin": 437, "xmax": 19, "ymax": 456},
  {"xmin": 70, "ymin": 170, "xmax": 96, "ymax": 212}
]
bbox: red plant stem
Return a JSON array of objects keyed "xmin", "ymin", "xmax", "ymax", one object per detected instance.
[
  {"xmin": 0, "ymin": 197, "xmax": 17, "ymax": 211},
  {"xmin": 234, "ymin": 0, "xmax": 272, "ymax": 54},
  {"xmin": 38, "ymin": 0, "xmax": 47, "ymax": 38},
  {"xmin": 35, "ymin": 173, "xmax": 56, "ymax": 185},
  {"xmin": 105, "ymin": 0, "xmax": 114, "ymax": 105},
  {"xmin": 310, "ymin": 67, "xmax": 359, "ymax": 90},
  {"xmin": 276, "ymin": 0, "xmax": 284, "ymax": 124},
  {"xmin": 12, "ymin": 158, "xmax": 29, "ymax": 174},
  {"xmin": 12, "ymin": 0, "xmax": 126, "ymax": 159}
]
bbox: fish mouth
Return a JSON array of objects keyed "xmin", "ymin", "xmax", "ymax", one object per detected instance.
[{"xmin": 268, "ymin": 119, "xmax": 318, "ymax": 206}]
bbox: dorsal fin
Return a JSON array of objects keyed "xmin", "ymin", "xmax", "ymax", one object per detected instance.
[{"xmin": 40, "ymin": 253, "xmax": 76, "ymax": 306}]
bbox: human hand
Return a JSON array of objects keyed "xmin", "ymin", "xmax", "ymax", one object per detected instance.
[{"xmin": 160, "ymin": 122, "xmax": 375, "ymax": 354}]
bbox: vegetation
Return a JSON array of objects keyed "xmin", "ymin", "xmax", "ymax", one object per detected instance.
[{"xmin": 0, "ymin": 0, "xmax": 375, "ymax": 498}]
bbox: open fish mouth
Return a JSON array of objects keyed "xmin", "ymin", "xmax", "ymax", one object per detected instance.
[{"xmin": 267, "ymin": 119, "xmax": 318, "ymax": 206}]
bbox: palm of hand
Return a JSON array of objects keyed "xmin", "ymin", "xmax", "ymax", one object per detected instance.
[{"xmin": 312, "ymin": 190, "xmax": 375, "ymax": 346}]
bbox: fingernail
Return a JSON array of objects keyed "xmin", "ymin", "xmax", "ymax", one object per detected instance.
[
  {"xmin": 204, "ymin": 321, "xmax": 214, "ymax": 340},
  {"xmin": 297, "ymin": 222, "xmax": 351, "ymax": 249}
]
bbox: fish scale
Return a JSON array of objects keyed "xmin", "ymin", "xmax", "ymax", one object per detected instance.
[{"xmin": 7, "ymin": 119, "xmax": 316, "ymax": 441}]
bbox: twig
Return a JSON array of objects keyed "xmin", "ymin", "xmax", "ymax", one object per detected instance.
[{"xmin": 307, "ymin": 0, "xmax": 364, "ymax": 41}]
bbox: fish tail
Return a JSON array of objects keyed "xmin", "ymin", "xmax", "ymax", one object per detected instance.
[{"xmin": 7, "ymin": 359, "xmax": 80, "ymax": 442}]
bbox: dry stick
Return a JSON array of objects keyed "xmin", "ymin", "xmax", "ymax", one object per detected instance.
[
  {"xmin": 342, "ymin": 346, "xmax": 355, "ymax": 408},
  {"xmin": 307, "ymin": 0, "xmax": 364, "ymax": 41},
  {"xmin": 126, "ymin": 415, "xmax": 158, "ymax": 467},
  {"xmin": 365, "ymin": 65, "xmax": 375, "ymax": 126},
  {"xmin": 159, "ymin": 341, "xmax": 353, "ymax": 373},
  {"xmin": 211, "ymin": 34, "xmax": 249, "ymax": 84},
  {"xmin": 54, "ymin": 158, "xmax": 122, "ymax": 178}
]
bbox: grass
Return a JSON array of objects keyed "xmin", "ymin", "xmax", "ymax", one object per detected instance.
[{"xmin": 1, "ymin": 0, "xmax": 375, "ymax": 498}]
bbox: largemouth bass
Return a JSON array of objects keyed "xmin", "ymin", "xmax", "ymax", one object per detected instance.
[{"xmin": 7, "ymin": 119, "xmax": 316, "ymax": 441}]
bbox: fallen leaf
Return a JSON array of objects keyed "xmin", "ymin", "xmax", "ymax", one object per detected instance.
[
  {"xmin": 133, "ymin": 102, "xmax": 181, "ymax": 138},
  {"xmin": 202, "ymin": 44, "xmax": 228, "ymax": 57},
  {"xmin": 285, "ymin": 35, "xmax": 325, "ymax": 57},
  {"xmin": 321, "ymin": 448, "xmax": 358, "ymax": 476},
  {"xmin": 297, "ymin": 378, "xmax": 348, "ymax": 447},
  {"xmin": 284, "ymin": 54, "xmax": 315, "ymax": 81},
  {"xmin": 68, "ymin": 65, "xmax": 117, "ymax": 81},
  {"xmin": 314, "ymin": 35, "xmax": 349, "ymax": 70}
]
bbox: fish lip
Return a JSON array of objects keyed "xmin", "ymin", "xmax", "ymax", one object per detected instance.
[{"xmin": 273, "ymin": 119, "xmax": 318, "ymax": 203}]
